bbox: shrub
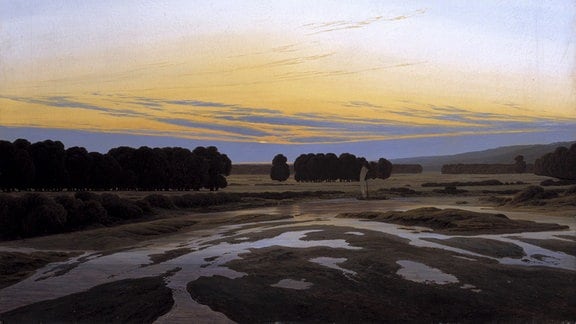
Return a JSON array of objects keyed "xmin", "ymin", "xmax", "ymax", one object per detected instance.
[
  {"xmin": 0, "ymin": 194, "xmax": 23, "ymax": 238},
  {"xmin": 79, "ymin": 200, "xmax": 110, "ymax": 225},
  {"xmin": 100, "ymin": 194, "xmax": 143, "ymax": 220},
  {"xmin": 135, "ymin": 199, "xmax": 154, "ymax": 215},
  {"xmin": 144, "ymin": 194, "xmax": 176, "ymax": 209},
  {"xmin": 509, "ymin": 186, "xmax": 558, "ymax": 204},
  {"xmin": 432, "ymin": 186, "xmax": 468, "ymax": 195},
  {"xmin": 540, "ymin": 179, "xmax": 576, "ymax": 187},
  {"xmin": 75, "ymin": 191, "xmax": 101, "ymax": 202},
  {"xmin": 21, "ymin": 202, "xmax": 67, "ymax": 237},
  {"xmin": 565, "ymin": 186, "xmax": 576, "ymax": 196},
  {"xmin": 511, "ymin": 186, "xmax": 544, "ymax": 203}
]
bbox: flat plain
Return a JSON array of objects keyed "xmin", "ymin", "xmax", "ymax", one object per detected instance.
[{"xmin": 0, "ymin": 172, "xmax": 574, "ymax": 323}]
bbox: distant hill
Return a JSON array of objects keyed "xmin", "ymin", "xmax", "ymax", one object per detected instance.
[{"xmin": 391, "ymin": 141, "xmax": 575, "ymax": 172}]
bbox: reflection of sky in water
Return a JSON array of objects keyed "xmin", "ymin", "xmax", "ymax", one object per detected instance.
[{"xmin": 0, "ymin": 199, "xmax": 573, "ymax": 320}]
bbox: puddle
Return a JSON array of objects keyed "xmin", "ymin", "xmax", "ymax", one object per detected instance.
[
  {"xmin": 0, "ymin": 198, "xmax": 573, "ymax": 320},
  {"xmin": 271, "ymin": 279, "xmax": 313, "ymax": 290},
  {"xmin": 461, "ymin": 283, "xmax": 482, "ymax": 293},
  {"xmin": 396, "ymin": 260, "xmax": 458, "ymax": 285},
  {"xmin": 309, "ymin": 257, "xmax": 357, "ymax": 276}
]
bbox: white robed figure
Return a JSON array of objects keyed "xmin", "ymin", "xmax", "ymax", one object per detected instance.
[{"xmin": 359, "ymin": 165, "xmax": 369, "ymax": 199}]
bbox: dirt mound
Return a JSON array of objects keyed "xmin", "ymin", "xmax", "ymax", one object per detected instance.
[
  {"xmin": 422, "ymin": 237, "xmax": 525, "ymax": 258},
  {"xmin": 422, "ymin": 180, "xmax": 505, "ymax": 187},
  {"xmin": 0, "ymin": 251, "xmax": 78, "ymax": 289},
  {"xmin": 0, "ymin": 276, "xmax": 174, "ymax": 323},
  {"xmin": 337, "ymin": 207, "xmax": 568, "ymax": 235}
]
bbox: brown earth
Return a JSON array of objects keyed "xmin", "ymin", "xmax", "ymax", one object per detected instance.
[
  {"xmin": 0, "ymin": 251, "xmax": 80, "ymax": 289},
  {"xmin": 0, "ymin": 275, "xmax": 174, "ymax": 323},
  {"xmin": 336, "ymin": 207, "xmax": 569, "ymax": 235},
  {"xmin": 187, "ymin": 225, "xmax": 576, "ymax": 323},
  {"xmin": 422, "ymin": 237, "xmax": 526, "ymax": 258},
  {"xmin": 511, "ymin": 237, "xmax": 576, "ymax": 257}
]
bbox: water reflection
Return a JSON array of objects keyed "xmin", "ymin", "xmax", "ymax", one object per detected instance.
[{"xmin": 0, "ymin": 198, "xmax": 574, "ymax": 321}]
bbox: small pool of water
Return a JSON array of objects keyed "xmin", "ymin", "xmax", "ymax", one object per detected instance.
[{"xmin": 396, "ymin": 260, "xmax": 458, "ymax": 285}]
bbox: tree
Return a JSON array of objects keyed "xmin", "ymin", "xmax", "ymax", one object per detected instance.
[
  {"xmin": 29, "ymin": 140, "xmax": 68, "ymax": 190},
  {"xmin": 270, "ymin": 154, "xmax": 290, "ymax": 181},
  {"xmin": 88, "ymin": 152, "xmax": 123, "ymax": 190},
  {"xmin": 376, "ymin": 158, "xmax": 393, "ymax": 180},
  {"xmin": 534, "ymin": 144, "xmax": 576, "ymax": 180},
  {"xmin": 66, "ymin": 147, "xmax": 93, "ymax": 190},
  {"xmin": 514, "ymin": 155, "xmax": 527, "ymax": 174}
]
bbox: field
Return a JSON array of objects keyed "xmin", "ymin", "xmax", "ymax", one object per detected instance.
[{"xmin": 0, "ymin": 172, "xmax": 575, "ymax": 323}]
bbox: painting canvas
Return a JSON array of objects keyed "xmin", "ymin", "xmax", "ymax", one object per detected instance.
[{"xmin": 0, "ymin": 1, "xmax": 574, "ymax": 322}]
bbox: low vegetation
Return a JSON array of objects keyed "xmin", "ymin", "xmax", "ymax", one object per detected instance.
[
  {"xmin": 336, "ymin": 207, "xmax": 568, "ymax": 234},
  {"xmin": 422, "ymin": 180, "xmax": 505, "ymax": 187},
  {"xmin": 0, "ymin": 190, "xmax": 344, "ymax": 240}
]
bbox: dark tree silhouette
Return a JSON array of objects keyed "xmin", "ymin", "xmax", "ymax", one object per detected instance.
[
  {"xmin": 88, "ymin": 152, "xmax": 123, "ymax": 190},
  {"xmin": 0, "ymin": 138, "xmax": 232, "ymax": 192},
  {"xmin": 0, "ymin": 141, "xmax": 18, "ymax": 191},
  {"xmin": 66, "ymin": 147, "xmax": 93, "ymax": 190},
  {"xmin": 29, "ymin": 140, "xmax": 68, "ymax": 190},
  {"xmin": 292, "ymin": 152, "xmax": 392, "ymax": 183},
  {"xmin": 270, "ymin": 154, "xmax": 290, "ymax": 181},
  {"xmin": 376, "ymin": 158, "xmax": 393, "ymax": 180},
  {"xmin": 534, "ymin": 144, "xmax": 576, "ymax": 180},
  {"xmin": 514, "ymin": 155, "xmax": 527, "ymax": 174}
]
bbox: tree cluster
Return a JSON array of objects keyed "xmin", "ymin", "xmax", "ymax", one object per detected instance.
[
  {"xmin": 270, "ymin": 154, "xmax": 290, "ymax": 181},
  {"xmin": 0, "ymin": 139, "xmax": 231, "ymax": 191},
  {"xmin": 442, "ymin": 155, "xmax": 533, "ymax": 175},
  {"xmin": 534, "ymin": 144, "xmax": 576, "ymax": 180},
  {"xmin": 293, "ymin": 153, "xmax": 392, "ymax": 182}
]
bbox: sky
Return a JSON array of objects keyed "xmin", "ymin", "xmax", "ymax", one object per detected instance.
[{"xmin": 0, "ymin": 0, "xmax": 575, "ymax": 162}]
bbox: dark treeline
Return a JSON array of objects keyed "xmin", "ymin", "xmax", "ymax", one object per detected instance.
[
  {"xmin": 441, "ymin": 155, "xmax": 531, "ymax": 174},
  {"xmin": 535, "ymin": 144, "xmax": 576, "ymax": 180},
  {"xmin": 391, "ymin": 164, "xmax": 423, "ymax": 174},
  {"xmin": 0, "ymin": 139, "xmax": 231, "ymax": 192},
  {"xmin": 293, "ymin": 153, "xmax": 392, "ymax": 182}
]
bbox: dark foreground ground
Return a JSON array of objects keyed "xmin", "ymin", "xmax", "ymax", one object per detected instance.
[{"xmin": 0, "ymin": 196, "xmax": 574, "ymax": 323}]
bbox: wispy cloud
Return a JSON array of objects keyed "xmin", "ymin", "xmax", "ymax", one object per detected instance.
[
  {"xmin": 3, "ymin": 93, "xmax": 575, "ymax": 146},
  {"xmin": 303, "ymin": 8, "xmax": 427, "ymax": 35},
  {"xmin": 1, "ymin": 95, "xmax": 151, "ymax": 118}
]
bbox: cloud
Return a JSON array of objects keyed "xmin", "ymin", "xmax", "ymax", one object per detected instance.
[
  {"xmin": 157, "ymin": 118, "xmax": 269, "ymax": 138},
  {"xmin": 4, "ymin": 93, "xmax": 575, "ymax": 146},
  {"xmin": 1, "ymin": 95, "xmax": 151, "ymax": 118},
  {"xmin": 343, "ymin": 101, "xmax": 383, "ymax": 109},
  {"xmin": 303, "ymin": 8, "xmax": 427, "ymax": 35}
]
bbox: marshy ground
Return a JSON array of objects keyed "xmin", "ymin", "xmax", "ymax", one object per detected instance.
[{"xmin": 0, "ymin": 172, "xmax": 575, "ymax": 323}]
